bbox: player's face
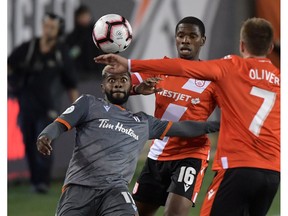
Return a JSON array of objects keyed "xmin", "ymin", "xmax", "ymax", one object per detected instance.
[
  {"xmin": 76, "ymin": 12, "xmax": 92, "ymax": 27},
  {"xmin": 175, "ymin": 23, "xmax": 206, "ymax": 60},
  {"xmin": 42, "ymin": 17, "xmax": 60, "ymax": 41},
  {"xmin": 102, "ymin": 73, "xmax": 132, "ymax": 105}
]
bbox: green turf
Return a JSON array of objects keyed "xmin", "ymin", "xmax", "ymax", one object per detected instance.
[{"xmin": 8, "ymin": 159, "xmax": 280, "ymax": 216}]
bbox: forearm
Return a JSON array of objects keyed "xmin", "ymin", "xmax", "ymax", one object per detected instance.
[
  {"xmin": 130, "ymin": 58, "xmax": 222, "ymax": 81},
  {"xmin": 166, "ymin": 120, "xmax": 220, "ymax": 138},
  {"xmin": 38, "ymin": 121, "xmax": 68, "ymax": 140}
]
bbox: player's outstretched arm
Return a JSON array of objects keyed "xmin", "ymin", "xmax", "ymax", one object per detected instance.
[
  {"xmin": 166, "ymin": 120, "xmax": 220, "ymax": 138},
  {"xmin": 36, "ymin": 122, "xmax": 68, "ymax": 155},
  {"xmin": 94, "ymin": 54, "xmax": 128, "ymax": 73}
]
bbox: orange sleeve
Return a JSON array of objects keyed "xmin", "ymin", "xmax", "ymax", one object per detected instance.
[
  {"xmin": 131, "ymin": 72, "xmax": 156, "ymax": 85},
  {"xmin": 131, "ymin": 58, "xmax": 226, "ymax": 81},
  {"xmin": 55, "ymin": 118, "xmax": 72, "ymax": 130},
  {"xmin": 131, "ymin": 73, "xmax": 142, "ymax": 85}
]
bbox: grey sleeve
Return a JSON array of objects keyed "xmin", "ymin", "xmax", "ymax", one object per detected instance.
[
  {"xmin": 57, "ymin": 95, "xmax": 89, "ymax": 128},
  {"xmin": 166, "ymin": 121, "xmax": 220, "ymax": 137},
  {"xmin": 38, "ymin": 121, "xmax": 67, "ymax": 140},
  {"xmin": 145, "ymin": 114, "xmax": 171, "ymax": 139}
]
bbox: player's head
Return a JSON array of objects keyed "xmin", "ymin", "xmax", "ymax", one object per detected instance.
[
  {"xmin": 42, "ymin": 13, "xmax": 65, "ymax": 41},
  {"xmin": 240, "ymin": 17, "xmax": 274, "ymax": 57},
  {"xmin": 74, "ymin": 5, "xmax": 92, "ymax": 28},
  {"xmin": 175, "ymin": 16, "xmax": 206, "ymax": 60},
  {"xmin": 101, "ymin": 65, "xmax": 132, "ymax": 105}
]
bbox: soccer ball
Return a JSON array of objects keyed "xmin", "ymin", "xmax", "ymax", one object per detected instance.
[{"xmin": 92, "ymin": 14, "xmax": 133, "ymax": 53}]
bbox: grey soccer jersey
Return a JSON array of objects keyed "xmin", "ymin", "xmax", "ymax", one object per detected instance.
[{"xmin": 55, "ymin": 94, "xmax": 171, "ymax": 189}]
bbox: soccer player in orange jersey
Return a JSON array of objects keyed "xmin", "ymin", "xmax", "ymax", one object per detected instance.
[
  {"xmin": 95, "ymin": 17, "xmax": 280, "ymax": 216},
  {"xmin": 130, "ymin": 17, "xmax": 218, "ymax": 216}
]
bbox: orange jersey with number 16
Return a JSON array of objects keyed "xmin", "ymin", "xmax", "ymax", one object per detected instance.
[
  {"xmin": 131, "ymin": 55, "xmax": 280, "ymax": 172},
  {"xmin": 132, "ymin": 67, "xmax": 217, "ymax": 161}
]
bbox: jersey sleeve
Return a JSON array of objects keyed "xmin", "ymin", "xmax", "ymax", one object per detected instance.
[
  {"xmin": 55, "ymin": 95, "xmax": 89, "ymax": 129},
  {"xmin": 131, "ymin": 72, "xmax": 155, "ymax": 85},
  {"xmin": 130, "ymin": 57, "xmax": 233, "ymax": 81},
  {"xmin": 144, "ymin": 113, "xmax": 173, "ymax": 139},
  {"xmin": 131, "ymin": 56, "xmax": 169, "ymax": 85}
]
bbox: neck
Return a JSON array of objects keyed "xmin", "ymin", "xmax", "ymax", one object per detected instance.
[
  {"xmin": 104, "ymin": 97, "xmax": 127, "ymax": 108},
  {"xmin": 179, "ymin": 56, "xmax": 200, "ymax": 61},
  {"xmin": 40, "ymin": 37, "xmax": 57, "ymax": 53},
  {"xmin": 242, "ymin": 53, "xmax": 267, "ymax": 59}
]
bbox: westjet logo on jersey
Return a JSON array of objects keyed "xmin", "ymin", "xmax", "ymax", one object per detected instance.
[
  {"xmin": 157, "ymin": 78, "xmax": 211, "ymax": 104},
  {"xmin": 98, "ymin": 119, "xmax": 139, "ymax": 140},
  {"xmin": 157, "ymin": 90, "xmax": 200, "ymax": 105}
]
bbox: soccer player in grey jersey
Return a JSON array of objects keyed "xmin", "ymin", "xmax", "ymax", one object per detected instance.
[{"xmin": 37, "ymin": 66, "xmax": 219, "ymax": 216}]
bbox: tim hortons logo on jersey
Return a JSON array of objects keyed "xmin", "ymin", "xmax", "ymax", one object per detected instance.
[{"xmin": 98, "ymin": 119, "xmax": 139, "ymax": 140}]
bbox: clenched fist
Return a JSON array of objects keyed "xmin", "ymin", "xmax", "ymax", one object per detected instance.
[{"xmin": 36, "ymin": 135, "xmax": 53, "ymax": 156}]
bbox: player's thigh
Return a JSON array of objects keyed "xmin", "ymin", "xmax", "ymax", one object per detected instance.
[
  {"xmin": 100, "ymin": 186, "xmax": 138, "ymax": 216},
  {"xmin": 132, "ymin": 158, "xmax": 169, "ymax": 207},
  {"xmin": 134, "ymin": 200, "xmax": 159, "ymax": 216},
  {"xmin": 200, "ymin": 169, "xmax": 244, "ymax": 216},
  {"xmin": 56, "ymin": 184, "xmax": 97, "ymax": 216},
  {"xmin": 201, "ymin": 168, "xmax": 279, "ymax": 216},
  {"xmin": 164, "ymin": 193, "xmax": 192, "ymax": 216},
  {"xmin": 168, "ymin": 158, "xmax": 206, "ymax": 205},
  {"xmin": 249, "ymin": 169, "xmax": 280, "ymax": 216}
]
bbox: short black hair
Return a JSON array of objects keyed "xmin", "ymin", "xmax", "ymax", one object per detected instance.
[
  {"xmin": 102, "ymin": 66, "xmax": 131, "ymax": 80},
  {"xmin": 75, "ymin": 5, "xmax": 91, "ymax": 18},
  {"xmin": 43, "ymin": 13, "xmax": 65, "ymax": 36},
  {"xmin": 175, "ymin": 16, "xmax": 205, "ymax": 36}
]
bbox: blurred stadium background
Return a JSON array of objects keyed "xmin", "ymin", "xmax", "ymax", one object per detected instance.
[{"xmin": 8, "ymin": 0, "xmax": 280, "ymax": 215}]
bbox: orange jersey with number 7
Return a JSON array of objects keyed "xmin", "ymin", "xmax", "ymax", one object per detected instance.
[{"xmin": 131, "ymin": 55, "xmax": 280, "ymax": 172}]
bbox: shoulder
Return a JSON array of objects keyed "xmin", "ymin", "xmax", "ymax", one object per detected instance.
[
  {"xmin": 222, "ymin": 54, "xmax": 242, "ymax": 63},
  {"xmin": 214, "ymin": 54, "xmax": 242, "ymax": 70},
  {"xmin": 74, "ymin": 94, "xmax": 96, "ymax": 104},
  {"xmin": 13, "ymin": 39, "xmax": 36, "ymax": 52},
  {"xmin": 134, "ymin": 111, "xmax": 150, "ymax": 119},
  {"xmin": 134, "ymin": 111, "xmax": 157, "ymax": 123}
]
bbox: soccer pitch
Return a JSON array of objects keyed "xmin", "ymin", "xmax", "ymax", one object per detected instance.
[
  {"xmin": 8, "ymin": 159, "xmax": 280, "ymax": 216},
  {"xmin": 8, "ymin": 135, "xmax": 280, "ymax": 216}
]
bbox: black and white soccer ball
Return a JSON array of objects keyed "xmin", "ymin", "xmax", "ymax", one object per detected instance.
[{"xmin": 92, "ymin": 14, "xmax": 133, "ymax": 53}]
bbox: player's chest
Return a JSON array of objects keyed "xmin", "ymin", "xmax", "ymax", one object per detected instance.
[
  {"xmin": 156, "ymin": 76, "xmax": 213, "ymax": 106},
  {"xmin": 87, "ymin": 109, "xmax": 149, "ymax": 141}
]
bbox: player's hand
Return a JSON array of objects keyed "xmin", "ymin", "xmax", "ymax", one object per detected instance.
[
  {"xmin": 134, "ymin": 77, "xmax": 163, "ymax": 95},
  {"xmin": 36, "ymin": 135, "xmax": 53, "ymax": 156},
  {"xmin": 94, "ymin": 54, "xmax": 128, "ymax": 73}
]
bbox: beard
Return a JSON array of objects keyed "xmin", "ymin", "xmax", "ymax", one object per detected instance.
[{"xmin": 105, "ymin": 90, "xmax": 130, "ymax": 105}]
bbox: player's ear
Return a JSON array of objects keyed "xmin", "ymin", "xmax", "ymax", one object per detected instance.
[
  {"xmin": 267, "ymin": 42, "xmax": 274, "ymax": 55},
  {"xmin": 101, "ymin": 84, "xmax": 105, "ymax": 93},
  {"xmin": 200, "ymin": 36, "xmax": 206, "ymax": 46},
  {"xmin": 239, "ymin": 40, "xmax": 245, "ymax": 53}
]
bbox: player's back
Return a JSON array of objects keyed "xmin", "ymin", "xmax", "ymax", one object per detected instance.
[{"xmin": 212, "ymin": 55, "xmax": 280, "ymax": 172}]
